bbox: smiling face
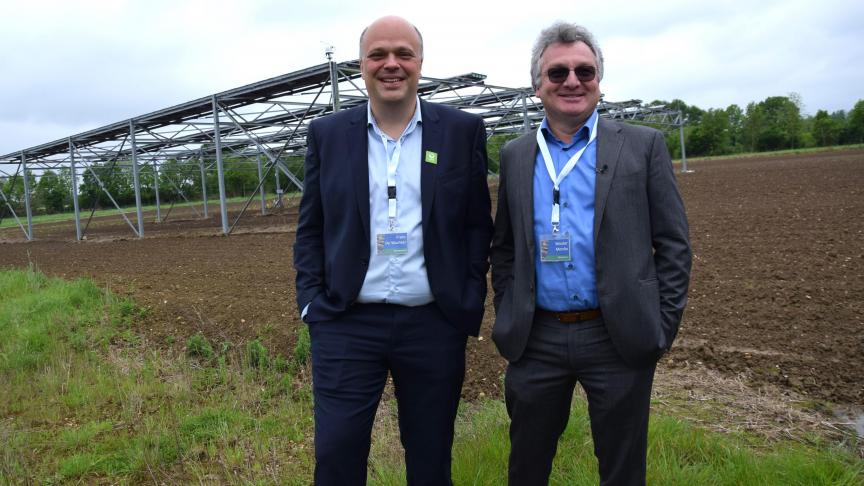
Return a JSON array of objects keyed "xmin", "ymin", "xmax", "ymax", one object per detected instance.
[
  {"xmin": 535, "ymin": 41, "xmax": 601, "ymax": 135},
  {"xmin": 360, "ymin": 16, "xmax": 423, "ymax": 110}
]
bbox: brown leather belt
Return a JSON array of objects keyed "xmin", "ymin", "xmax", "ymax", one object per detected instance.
[{"xmin": 536, "ymin": 308, "xmax": 601, "ymax": 323}]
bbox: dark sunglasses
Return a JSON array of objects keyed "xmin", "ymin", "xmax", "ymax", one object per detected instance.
[{"xmin": 546, "ymin": 65, "xmax": 597, "ymax": 84}]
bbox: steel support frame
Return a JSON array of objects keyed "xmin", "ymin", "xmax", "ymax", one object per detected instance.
[{"xmin": 1, "ymin": 59, "xmax": 688, "ymax": 242}]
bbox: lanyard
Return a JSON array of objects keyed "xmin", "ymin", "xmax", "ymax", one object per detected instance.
[
  {"xmin": 536, "ymin": 116, "xmax": 598, "ymax": 232},
  {"xmin": 382, "ymin": 134, "xmax": 402, "ymax": 231}
]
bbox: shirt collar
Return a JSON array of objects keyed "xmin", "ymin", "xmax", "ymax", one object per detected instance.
[
  {"xmin": 367, "ymin": 97, "xmax": 423, "ymax": 140},
  {"xmin": 540, "ymin": 109, "xmax": 598, "ymax": 148}
]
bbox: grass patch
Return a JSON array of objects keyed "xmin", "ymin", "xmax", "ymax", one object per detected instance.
[
  {"xmin": 369, "ymin": 399, "xmax": 863, "ymax": 485},
  {"xmin": 674, "ymin": 143, "xmax": 864, "ymax": 166},
  {"xmin": 0, "ymin": 267, "xmax": 314, "ymax": 483},
  {"xmin": 0, "ymin": 267, "xmax": 860, "ymax": 484},
  {"xmin": 0, "ymin": 194, "xmax": 298, "ymax": 230}
]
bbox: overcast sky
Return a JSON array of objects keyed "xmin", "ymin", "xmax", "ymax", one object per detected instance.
[{"xmin": 1, "ymin": 0, "xmax": 862, "ymax": 156}]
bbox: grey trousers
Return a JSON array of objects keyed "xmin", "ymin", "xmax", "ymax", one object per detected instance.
[{"xmin": 505, "ymin": 314, "xmax": 656, "ymax": 486}]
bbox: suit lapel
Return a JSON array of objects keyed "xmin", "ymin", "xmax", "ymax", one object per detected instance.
[
  {"xmin": 420, "ymin": 100, "xmax": 441, "ymax": 225},
  {"xmin": 349, "ymin": 104, "xmax": 371, "ymax": 242},
  {"xmin": 594, "ymin": 118, "xmax": 624, "ymax": 245},
  {"xmin": 516, "ymin": 132, "xmax": 537, "ymax": 256}
]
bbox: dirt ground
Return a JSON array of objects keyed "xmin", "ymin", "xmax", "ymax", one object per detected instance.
[{"xmin": 1, "ymin": 149, "xmax": 862, "ymax": 410}]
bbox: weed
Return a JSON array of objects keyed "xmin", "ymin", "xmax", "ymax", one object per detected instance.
[
  {"xmin": 247, "ymin": 339, "xmax": 269, "ymax": 369},
  {"xmin": 186, "ymin": 333, "xmax": 215, "ymax": 360},
  {"xmin": 293, "ymin": 325, "xmax": 311, "ymax": 368}
]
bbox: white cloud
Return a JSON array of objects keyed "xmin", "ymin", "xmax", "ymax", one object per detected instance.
[{"xmin": 1, "ymin": 0, "xmax": 862, "ymax": 155}]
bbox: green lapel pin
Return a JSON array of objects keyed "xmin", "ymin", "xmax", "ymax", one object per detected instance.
[{"xmin": 424, "ymin": 150, "xmax": 438, "ymax": 164}]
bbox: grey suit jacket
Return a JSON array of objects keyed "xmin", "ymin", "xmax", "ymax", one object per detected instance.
[{"xmin": 490, "ymin": 117, "xmax": 692, "ymax": 367}]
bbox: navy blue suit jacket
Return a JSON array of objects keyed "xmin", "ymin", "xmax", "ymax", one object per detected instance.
[{"xmin": 293, "ymin": 100, "xmax": 493, "ymax": 336}]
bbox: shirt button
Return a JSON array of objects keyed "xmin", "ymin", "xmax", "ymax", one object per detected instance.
[
  {"xmin": 567, "ymin": 264, "xmax": 574, "ymax": 270},
  {"xmin": 563, "ymin": 202, "xmax": 569, "ymax": 208},
  {"xmin": 571, "ymin": 294, "xmax": 578, "ymax": 300}
]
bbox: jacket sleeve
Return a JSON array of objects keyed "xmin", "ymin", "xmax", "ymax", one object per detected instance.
[
  {"xmin": 465, "ymin": 118, "xmax": 495, "ymax": 292},
  {"xmin": 292, "ymin": 122, "xmax": 326, "ymax": 314},
  {"xmin": 490, "ymin": 142, "xmax": 515, "ymax": 311},
  {"xmin": 647, "ymin": 130, "xmax": 692, "ymax": 343}
]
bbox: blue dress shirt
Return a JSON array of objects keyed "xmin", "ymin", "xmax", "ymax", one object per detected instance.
[
  {"xmin": 357, "ymin": 99, "xmax": 434, "ymax": 306},
  {"xmin": 533, "ymin": 110, "xmax": 600, "ymax": 311}
]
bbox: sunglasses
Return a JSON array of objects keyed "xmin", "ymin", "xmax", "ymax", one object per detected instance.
[{"xmin": 546, "ymin": 65, "xmax": 597, "ymax": 84}]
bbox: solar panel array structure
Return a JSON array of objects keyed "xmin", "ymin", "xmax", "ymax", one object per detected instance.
[{"xmin": 0, "ymin": 60, "xmax": 685, "ymax": 241}]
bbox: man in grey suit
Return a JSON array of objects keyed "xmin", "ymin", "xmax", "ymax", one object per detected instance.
[{"xmin": 490, "ymin": 22, "xmax": 692, "ymax": 485}]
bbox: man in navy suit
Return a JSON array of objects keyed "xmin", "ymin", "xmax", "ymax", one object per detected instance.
[{"xmin": 293, "ymin": 15, "xmax": 493, "ymax": 485}]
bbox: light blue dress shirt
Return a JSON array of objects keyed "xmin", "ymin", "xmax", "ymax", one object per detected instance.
[
  {"xmin": 357, "ymin": 99, "xmax": 434, "ymax": 306},
  {"xmin": 533, "ymin": 110, "xmax": 600, "ymax": 311}
]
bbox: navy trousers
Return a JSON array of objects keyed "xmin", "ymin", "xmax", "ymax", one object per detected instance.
[
  {"xmin": 505, "ymin": 314, "xmax": 656, "ymax": 486},
  {"xmin": 309, "ymin": 303, "xmax": 467, "ymax": 486}
]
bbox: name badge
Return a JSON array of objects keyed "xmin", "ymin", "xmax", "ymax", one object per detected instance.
[
  {"xmin": 540, "ymin": 232, "xmax": 571, "ymax": 262},
  {"xmin": 377, "ymin": 232, "xmax": 408, "ymax": 255}
]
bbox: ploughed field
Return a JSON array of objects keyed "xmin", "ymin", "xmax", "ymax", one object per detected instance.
[{"xmin": 1, "ymin": 149, "xmax": 862, "ymax": 406}]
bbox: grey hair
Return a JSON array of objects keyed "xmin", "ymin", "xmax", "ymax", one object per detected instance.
[
  {"xmin": 530, "ymin": 22, "xmax": 604, "ymax": 89},
  {"xmin": 359, "ymin": 21, "xmax": 424, "ymax": 60}
]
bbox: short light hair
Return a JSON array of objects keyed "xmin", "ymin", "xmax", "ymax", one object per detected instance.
[
  {"xmin": 358, "ymin": 21, "xmax": 424, "ymax": 60},
  {"xmin": 530, "ymin": 22, "xmax": 604, "ymax": 89}
]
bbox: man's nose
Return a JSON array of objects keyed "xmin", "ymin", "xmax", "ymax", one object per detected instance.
[
  {"xmin": 383, "ymin": 53, "xmax": 400, "ymax": 68},
  {"xmin": 562, "ymin": 70, "xmax": 581, "ymax": 87}
]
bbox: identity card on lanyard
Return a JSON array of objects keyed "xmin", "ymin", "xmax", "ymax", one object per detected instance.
[
  {"xmin": 376, "ymin": 134, "xmax": 409, "ymax": 255},
  {"xmin": 536, "ymin": 116, "xmax": 598, "ymax": 263}
]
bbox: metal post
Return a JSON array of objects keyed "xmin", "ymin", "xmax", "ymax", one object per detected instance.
[
  {"xmin": 68, "ymin": 139, "xmax": 82, "ymax": 241},
  {"xmin": 257, "ymin": 155, "xmax": 267, "ymax": 215},
  {"xmin": 522, "ymin": 94, "xmax": 530, "ymax": 133},
  {"xmin": 152, "ymin": 161, "xmax": 161, "ymax": 223},
  {"xmin": 275, "ymin": 166, "xmax": 283, "ymax": 208},
  {"xmin": 129, "ymin": 120, "xmax": 145, "ymax": 237},
  {"xmin": 212, "ymin": 95, "xmax": 230, "ymax": 234},
  {"xmin": 327, "ymin": 47, "xmax": 340, "ymax": 112},
  {"xmin": 678, "ymin": 111, "xmax": 689, "ymax": 173},
  {"xmin": 199, "ymin": 155, "xmax": 208, "ymax": 218},
  {"xmin": 20, "ymin": 152, "xmax": 33, "ymax": 241}
]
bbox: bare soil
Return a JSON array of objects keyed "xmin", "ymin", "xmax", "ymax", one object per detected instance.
[{"xmin": 1, "ymin": 149, "xmax": 862, "ymax": 408}]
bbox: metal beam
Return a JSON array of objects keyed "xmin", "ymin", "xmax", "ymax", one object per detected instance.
[
  {"xmin": 212, "ymin": 95, "xmax": 230, "ymax": 234},
  {"xmin": 20, "ymin": 153, "xmax": 33, "ymax": 241},
  {"xmin": 129, "ymin": 120, "xmax": 145, "ymax": 237},
  {"xmin": 69, "ymin": 138, "xmax": 82, "ymax": 241}
]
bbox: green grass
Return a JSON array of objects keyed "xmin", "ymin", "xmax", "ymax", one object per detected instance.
[
  {"xmin": 674, "ymin": 143, "xmax": 864, "ymax": 165},
  {"xmin": 0, "ymin": 267, "xmax": 314, "ymax": 483},
  {"xmin": 370, "ymin": 400, "xmax": 863, "ymax": 485},
  {"xmin": 0, "ymin": 267, "xmax": 861, "ymax": 484},
  {"xmin": 0, "ymin": 194, "xmax": 299, "ymax": 229}
]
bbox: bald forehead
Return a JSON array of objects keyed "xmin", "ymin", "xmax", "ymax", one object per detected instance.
[{"xmin": 359, "ymin": 16, "xmax": 423, "ymax": 57}]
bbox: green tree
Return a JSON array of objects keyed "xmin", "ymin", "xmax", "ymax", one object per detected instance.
[
  {"xmin": 650, "ymin": 98, "xmax": 704, "ymax": 124},
  {"xmin": 78, "ymin": 162, "xmax": 135, "ymax": 208},
  {"xmin": 743, "ymin": 96, "xmax": 803, "ymax": 151},
  {"xmin": 742, "ymin": 102, "xmax": 763, "ymax": 152},
  {"xmin": 687, "ymin": 108, "xmax": 731, "ymax": 156},
  {"xmin": 811, "ymin": 110, "xmax": 842, "ymax": 147},
  {"xmin": 846, "ymin": 99, "xmax": 864, "ymax": 144},
  {"xmin": 725, "ymin": 104, "xmax": 744, "ymax": 153},
  {"xmin": 0, "ymin": 172, "xmax": 30, "ymax": 214},
  {"xmin": 34, "ymin": 170, "xmax": 69, "ymax": 213}
]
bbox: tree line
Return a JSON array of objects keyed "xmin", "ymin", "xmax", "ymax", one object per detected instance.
[
  {"xmin": 659, "ymin": 95, "xmax": 864, "ymax": 158},
  {"xmin": 0, "ymin": 157, "xmax": 303, "ymax": 217}
]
